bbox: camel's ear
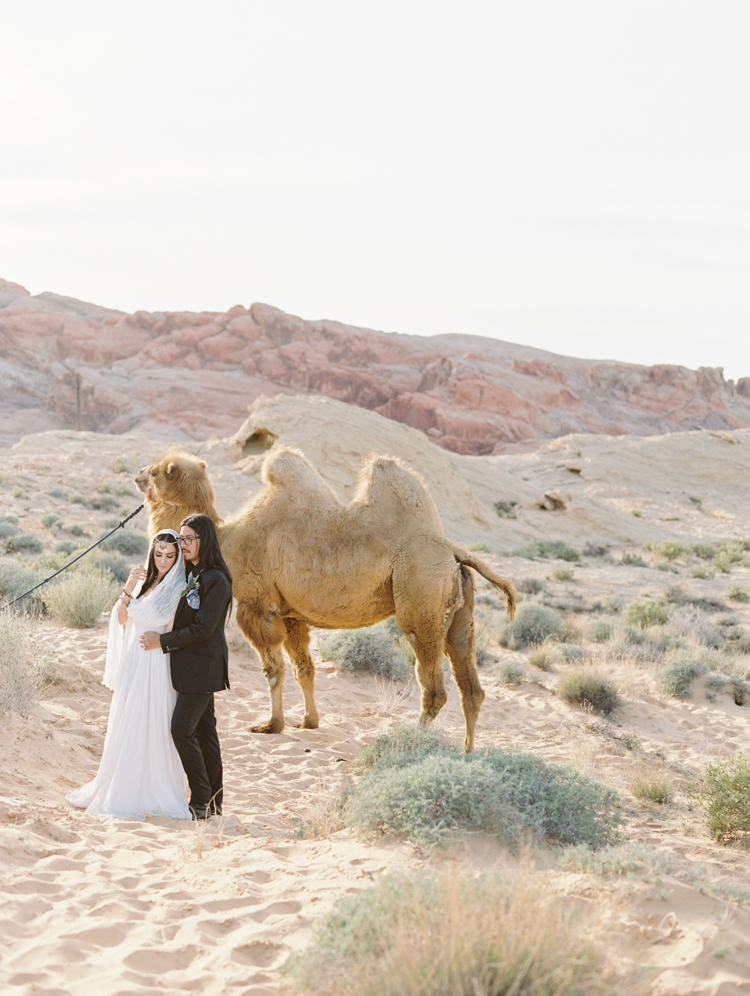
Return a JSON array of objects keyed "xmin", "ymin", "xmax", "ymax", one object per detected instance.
[
  {"xmin": 166, "ymin": 462, "xmax": 176, "ymax": 477},
  {"xmin": 199, "ymin": 460, "xmax": 206, "ymax": 470}
]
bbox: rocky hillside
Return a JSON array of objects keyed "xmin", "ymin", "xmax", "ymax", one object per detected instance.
[{"xmin": 2, "ymin": 277, "xmax": 749, "ymax": 453}]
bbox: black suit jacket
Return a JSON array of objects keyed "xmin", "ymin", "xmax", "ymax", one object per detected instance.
[{"xmin": 160, "ymin": 566, "xmax": 232, "ymax": 694}]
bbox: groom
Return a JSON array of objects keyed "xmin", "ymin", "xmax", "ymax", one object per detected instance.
[{"xmin": 141, "ymin": 514, "xmax": 232, "ymax": 820}]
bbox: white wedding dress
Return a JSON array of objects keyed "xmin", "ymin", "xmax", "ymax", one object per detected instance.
[{"xmin": 66, "ymin": 545, "xmax": 191, "ymax": 820}]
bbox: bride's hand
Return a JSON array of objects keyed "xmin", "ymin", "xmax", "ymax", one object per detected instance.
[{"xmin": 124, "ymin": 564, "xmax": 147, "ymax": 595}]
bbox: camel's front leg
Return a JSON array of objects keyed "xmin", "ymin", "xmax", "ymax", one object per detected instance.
[
  {"xmin": 283, "ymin": 619, "xmax": 319, "ymax": 729},
  {"xmin": 250, "ymin": 645, "xmax": 287, "ymax": 734}
]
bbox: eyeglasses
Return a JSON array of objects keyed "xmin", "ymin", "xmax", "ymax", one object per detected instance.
[{"xmin": 178, "ymin": 534, "xmax": 199, "ymax": 545}]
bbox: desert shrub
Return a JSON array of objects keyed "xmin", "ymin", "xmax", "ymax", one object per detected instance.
[
  {"xmin": 517, "ymin": 576, "xmax": 544, "ymax": 594},
  {"xmin": 630, "ymin": 777, "xmax": 674, "ymax": 805},
  {"xmin": 649, "ymin": 540, "xmax": 688, "ymax": 561},
  {"xmin": 285, "ymin": 868, "xmax": 622, "ymax": 996},
  {"xmin": 356, "ymin": 727, "xmax": 460, "ymax": 772},
  {"xmin": 686, "ymin": 754, "xmax": 750, "ymax": 841},
  {"xmin": 620, "ymin": 551, "xmax": 648, "ymax": 567},
  {"xmin": 97, "ymin": 553, "xmax": 130, "ymax": 584},
  {"xmin": 727, "ymin": 585, "xmax": 750, "ymax": 603},
  {"xmin": 0, "ymin": 558, "xmax": 46, "ymax": 612},
  {"xmin": 588, "ymin": 619, "xmax": 613, "ymax": 643},
  {"xmin": 528, "ymin": 646, "xmax": 555, "ymax": 670},
  {"xmin": 0, "ymin": 521, "xmax": 19, "ymax": 541},
  {"xmin": 320, "ymin": 623, "xmax": 412, "ymax": 680},
  {"xmin": 502, "ymin": 602, "xmax": 562, "ymax": 648},
  {"xmin": 691, "ymin": 564, "xmax": 715, "ymax": 579},
  {"xmin": 101, "ymin": 530, "xmax": 147, "ymax": 556},
  {"xmin": 48, "ymin": 487, "xmax": 67, "ymax": 499},
  {"xmin": 55, "ymin": 540, "xmax": 86, "ymax": 556},
  {"xmin": 551, "ymin": 565, "xmax": 574, "ymax": 581},
  {"xmin": 496, "ymin": 658, "xmax": 525, "ymax": 685},
  {"xmin": 0, "ymin": 610, "xmax": 51, "ymax": 718},
  {"xmin": 624, "ymin": 599, "xmax": 670, "ymax": 629},
  {"xmin": 348, "ymin": 737, "xmax": 622, "ymax": 850},
  {"xmin": 41, "ymin": 513, "xmax": 61, "ymax": 531},
  {"xmin": 730, "ymin": 676, "xmax": 750, "ymax": 705},
  {"xmin": 668, "ymin": 607, "xmax": 722, "ymax": 648},
  {"xmin": 555, "ymin": 643, "xmax": 590, "ymax": 663},
  {"xmin": 7, "ymin": 534, "xmax": 44, "ymax": 554},
  {"xmin": 515, "ymin": 540, "xmax": 580, "ymax": 562},
  {"xmin": 559, "ymin": 619, "xmax": 583, "ymax": 643},
  {"xmin": 657, "ymin": 656, "xmax": 707, "ymax": 698},
  {"xmin": 42, "ymin": 568, "xmax": 119, "ymax": 627},
  {"xmin": 469, "ymin": 541, "xmax": 490, "ymax": 553},
  {"xmin": 558, "ymin": 669, "xmax": 620, "ymax": 716},
  {"xmin": 66, "ymin": 524, "xmax": 86, "ymax": 537}
]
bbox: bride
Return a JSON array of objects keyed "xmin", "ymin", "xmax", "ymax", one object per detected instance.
[{"xmin": 66, "ymin": 529, "xmax": 191, "ymax": 820}]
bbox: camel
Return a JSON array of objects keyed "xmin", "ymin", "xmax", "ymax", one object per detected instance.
[{"xmin": 135, "ymin": 447, "xmax": 517, "ymax": 751}]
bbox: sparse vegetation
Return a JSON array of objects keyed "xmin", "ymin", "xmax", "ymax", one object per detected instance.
[
  {"xmin": 0, "ymin": 610, "xmax": 51, "ymax": 718},
  {"xmin": 620, "ymin": 551, "xmax": 648, "ymax": 567},
  {"xmin": 551, "ymin": 565, "xmax": 574, "ymax": 581},
  {"xmin": 517, "ymin": 577, "xmax": 545, "ymax": 594},
  {"xmin": 320, "ymin": 622, "xmax": 412, "ymax": 680},
  {"xmin": 501, "ymin": 602, "xmax": 562, "ymax": 648},
  {"xmin": 630, "ymin": 777, "xmax": 674, "ymax": 805},
  {"xmin": 624, "ymin": 599, "xmax": 670, "ymax": 629},
  {"xmin": 496, "ymin": 658, "xmax": 525, "ymax": 685},
  {"xmin": 101, "ymin": 530, "xmax": 148, "ymax": 556},
  {"xmin": 515, "ymin": 540, "xmax": 580, "ymax": 562},
  {"xmin": 588, "ymin": 619, "xmax": 612, "ymax": 643},
  {"xmin": 686, "ymin": 754, "xmax": 750, "ymax": 841},
  {"xmin": 42, "ymin": 569, "xmax": 119, "ymax": 627},
  {"xmin": 657, "ymin": 657, "xmax": 707, "ymax": 698},
  {"xmin": 558, "ymin": 669, "xmax": 620, "ymax": 716},
  {"xmin": 284, "ymin": 868, "xmax": 621, "ymax": 996},
  {"xmin": 727, "ymin": 585, "xmax": 750, "ymax": 602},
  {"xmin": 528, "ymin": 645, "xmax": 555, "ymax": 670},
  {"xmin": 347, "ymin": 730, "xmax": 622, "ymax": 850}
]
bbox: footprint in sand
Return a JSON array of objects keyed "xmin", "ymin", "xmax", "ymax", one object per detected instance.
[{"xmin": 230, "ymin": 940, "xmax": 288, "ymax": 968}]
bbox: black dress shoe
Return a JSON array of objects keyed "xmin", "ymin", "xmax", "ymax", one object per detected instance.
[{"xmin": 190, "ymin": 805, "xmax": 210, "ymax": 821}]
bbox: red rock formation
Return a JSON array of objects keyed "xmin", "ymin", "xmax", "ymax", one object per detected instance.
[{"xmin": 1, "ymin": 278, "xmax": 748, "ymax": 452}]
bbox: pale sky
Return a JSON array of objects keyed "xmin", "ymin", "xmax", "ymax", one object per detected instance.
[{"xmin": 1, "ymin": 1, "xmax": 748, "ymax": 379}]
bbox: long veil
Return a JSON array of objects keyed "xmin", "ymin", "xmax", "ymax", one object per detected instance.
[{"xmin": 103, "ymin": 530, "xmax": 185, "ymax": 691}]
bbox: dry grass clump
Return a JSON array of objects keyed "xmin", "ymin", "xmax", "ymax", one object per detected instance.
[
  {"xmin": 42, "ymin": 568, "xmax": 119, "ymax": 628},
  {"xmin": 630, "ymin": 776, "xmax": 675, "ymax": 805},
  {"xmin": 496, "ymin": 658, "xmax": 526, "ymax": 685},
  {"xmin": 528, "ymin": 645, "xmax": 555, "ymax": 671},
  {"xmin": 515, "ymin": 539, "xmax": 581, "ymax": 562},
  {"xmin": 0, "ymin": 610, "xmax": 51, "ymax": 718},
  {"xmin": 686, "ymin": 753, "xmax": 750, "ymax": 841},
  {"xmin": 284, "ymin": 868, "xmax": 629, "ymax": 996},
  {"xmin": 557, "ymin": 669, "xmax": 620, "ymax": 716}
]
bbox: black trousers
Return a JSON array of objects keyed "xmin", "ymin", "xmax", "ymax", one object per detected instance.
[{"xmin": 171, "ymin": 692, "xmax": 223, "ymax": 813}]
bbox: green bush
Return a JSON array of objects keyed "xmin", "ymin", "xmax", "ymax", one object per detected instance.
[
  {"xmin": 657, "ymin": 657, "xmax": 706, "ymax": 698},
  {"xmin": 0, "ymin": 521, "xmax": 19, "ymax": 540},
  {"xmin": 620, "ymin": 551, "xmax": 648, "ymax": 567},
  {"xmin": 285, "ymin": 869, "xmax": 618, "ymax": 996},
  {"xmin": 347, "ymin": 735, "xmax": 622, "ymax": 850},
  {"xmin": 727, "ymin": 585, "xmax": 750, "ymax": 603},
  {"xmin": 649, "ymin": 540, "xmax": 688, "ymax": 561},
  {"xmin": 0, "ymin": 610, "xmax": 51, "ymax": 718},
  {"xmin": 686, "ymin": 754, "xmax": 750, "ymax": 841},
  {"xmin": 98, "ymin": 553, "xmax": 130, "ymax": 584},
  {"xmin": 101, "ymin": 530, "xmax": 148, "ymax": 556},
  {"xmin": 7, "ymin": 534, "xmax": 44, "ymax": 554},
  {"xmin": 516, "ymin": 540, "xmax": 580, "ymax": 562},
  {"xmin": 552, "ymin": 565, "xmax": 574, "ymax": 581},
  {"xmin": 517, "ymin": 577, "xmax": 544, "ymax": 594},
  {"xmin": 624, "ymin": 599, "xmax": 670, "ymax": 629},
  {"xmin": 55, "ymin": 540, "xmax": 86, "ymax": 556},
  {"xmin": 588, "ymin": 619, "xmax": 613, "ymax": 643},
  {"xmin": 496, "ymin": 659, "xmax": 525, "ymax": 685},
  {"xmin": 0, "ymin": 558, "xmax": 46, "ymax": 612},
  {"xmin": 320, "ymin": 623, "xmax": 412, "ymax": 680},
  {"xmin": 41, "ymin": 513, "xmax": 61, "ymax": 531},
  {"xmin": 356, "ymin": 727, "xmax": 460, "ymax": 772},
  {"xmin": 558, "ymin": 669, "xmax": 620, "ymax": 715},
  {"xmin": 502, "ymin": 602, "xmax": 562, "ymax": 648},
  {"xmin": 42, "ymin": 569, "xmax": 119, "ymax": 628}
]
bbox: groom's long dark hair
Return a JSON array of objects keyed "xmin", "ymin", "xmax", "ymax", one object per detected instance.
[{"xmin": 181, "ymin": 514, "xmax": 233, "ymax": 586}]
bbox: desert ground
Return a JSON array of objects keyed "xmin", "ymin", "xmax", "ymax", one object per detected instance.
[{"xmin": 2, "ymin": 395, "xmax": 750, "ymax": 995}]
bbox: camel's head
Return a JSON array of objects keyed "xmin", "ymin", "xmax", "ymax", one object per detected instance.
[{"xmin": 134, "ymin": 451, "xmax": 211, "ymax": 509}]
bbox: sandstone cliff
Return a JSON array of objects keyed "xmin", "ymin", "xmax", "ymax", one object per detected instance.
[{"xmin": 2, "ymin": 277, "xmax": 748, "ymax": 451}]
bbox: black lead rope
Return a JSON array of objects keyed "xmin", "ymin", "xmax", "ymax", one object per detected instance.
[{"xmin": 4, "ymin": 502, "xmax": 146, "ymax": 609}]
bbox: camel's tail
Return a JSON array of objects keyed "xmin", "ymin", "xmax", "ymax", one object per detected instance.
[{"xmin": 451, "ymin": 544, "xmax": 517, "ymax": 620}]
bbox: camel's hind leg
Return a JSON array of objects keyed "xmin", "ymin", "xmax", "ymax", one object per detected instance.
[
  {"xmin": 409, "ymin": 635, "xmax": 448, "ymax": 730},
  {"xmin": 283, "ymin": 619, "xmax": 320, "ymax": 729},
  {"xmin": 444, "ymin": 566, "xmax": 485, "ymax": 753}
]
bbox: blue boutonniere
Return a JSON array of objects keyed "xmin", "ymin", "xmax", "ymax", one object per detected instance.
[{"xmin": 181, "ymin": 575, "xmax": 201, "ymax": 609}]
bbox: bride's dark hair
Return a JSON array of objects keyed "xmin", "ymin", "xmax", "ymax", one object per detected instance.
[{"xmin": 141, "ymin": 532, "xmax": 180, "ymax": 595}]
